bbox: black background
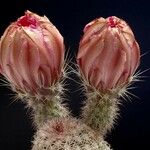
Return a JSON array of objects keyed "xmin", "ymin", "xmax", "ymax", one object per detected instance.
[{"xmin": 0, "ymin": 0, "xmax": 150, "ymax": 150}]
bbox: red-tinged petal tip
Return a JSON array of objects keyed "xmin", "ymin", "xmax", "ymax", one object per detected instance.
[
  {"xmin": 17, "ymin": 12, "xmax": 37, "ymax": 28},
  {"xmin": 107, "ymin": 16, "xmax": 118, "ymax": 28}
]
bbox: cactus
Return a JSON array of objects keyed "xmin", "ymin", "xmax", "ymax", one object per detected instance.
[
  {"xmin": 32, "ymin": 117, "xmax": 112, "ymax": 150},
  {"xmin": 80, "ymin": 78, "xmax": 136, "ymax": 135},
  {"xmin": 77, "ymin": 16, "xmax": 140, "ymax": 135},
  {"xmin": 0, "ymin": 12, "xmax": 141, "ymax": 150},
  {"xmin": 22, "ymin": 81, "xmax": 69, "ymax": 127},
  {"xmin": 81, "ymin": 86, "xmax": 119, "ymax": 135},
  {"xmin": 0, "ymin": 11, "xmax": 69, "ymax": 127}
]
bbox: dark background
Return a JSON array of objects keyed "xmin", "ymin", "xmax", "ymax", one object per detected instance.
[{"xmin": 0, "ymin": 0, "xmax": 150, "ymax": 150}]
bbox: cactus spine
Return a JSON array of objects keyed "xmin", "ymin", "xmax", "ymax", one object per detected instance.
[{"xmin": 32, "ymin": 117, "xmax": 112, "ymax": 150}]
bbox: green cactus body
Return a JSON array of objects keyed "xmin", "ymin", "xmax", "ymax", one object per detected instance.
[
  {"xmin": 32, "ymin": 117, "xmax": 112, "ymax": 150},
  {"xmin": 82, "ymin": 86, "xmax": 118, "ymax": 135},
  {"xmin": 81, "ymin": 85, "xmax": 128, "ymax": 136},
  {"xmin": 17, "ymin": 82, "xmax": 69, "ymax": 128}
]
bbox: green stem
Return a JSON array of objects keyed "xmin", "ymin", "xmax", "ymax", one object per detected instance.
[
  {"xmin": 25, "ymin": 84, "xmax": 69, "ymax": 128},
  {"xmin": 32, "ymin": 99, "xmax": 69, "ymax": 127},
  {"xmin": 82, "ymin": 89, "xmax": 119, "ymax": 135}
]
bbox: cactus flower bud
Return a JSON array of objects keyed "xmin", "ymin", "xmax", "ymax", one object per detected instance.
[
  {"xmin": 0, "ymin": 11, "xmax": 65, "ymax": 95},
  {"xmin": 77, "ymin": 16, "xmax": 140, "ymax": 91}
]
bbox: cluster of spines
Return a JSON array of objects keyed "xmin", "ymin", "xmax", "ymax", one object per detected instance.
[{"xmin": 32, "ymin": 117, "xmax": 112, "ymax": 150}]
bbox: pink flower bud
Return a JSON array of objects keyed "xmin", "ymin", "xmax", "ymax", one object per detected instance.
[
  {"xmin": 77, "ymin": 16, "xmax": 140, "ymax": 91},
  {"xmin": 0, "ymin": 11, "xmax": 65, "ymax": 95}
]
